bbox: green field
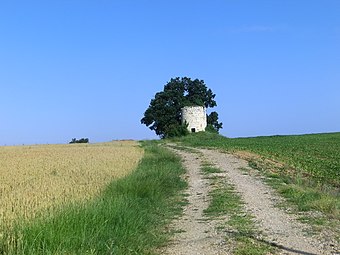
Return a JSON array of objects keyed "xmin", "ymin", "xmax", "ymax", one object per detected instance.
[{"xmin": 177, "ymin": 132, "xmax": 340, "ymax": 187}]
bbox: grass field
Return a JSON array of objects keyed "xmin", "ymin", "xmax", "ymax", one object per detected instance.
[{"xmin": 0, "ymin": 141, "xmax": 143, "ymax": 230}]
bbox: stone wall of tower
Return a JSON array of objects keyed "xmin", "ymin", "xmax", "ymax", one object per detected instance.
[{"xmin": 181, "ymin": 106, "xmax": 207, "ymax": 133}]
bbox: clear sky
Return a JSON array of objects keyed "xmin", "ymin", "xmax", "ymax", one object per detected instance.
[{"xmin": 1, "ymin": 1, "xmax": 339, "ymax": 145}]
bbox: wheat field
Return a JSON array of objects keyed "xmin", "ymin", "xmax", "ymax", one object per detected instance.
[{"xmin": 0, "ymin": 141, "xmax": 143, "ymax": 229}]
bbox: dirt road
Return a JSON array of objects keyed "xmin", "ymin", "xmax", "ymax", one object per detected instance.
[{"xmin": 161, "ymin": 146, "xmax": 338, "ymax": 255}]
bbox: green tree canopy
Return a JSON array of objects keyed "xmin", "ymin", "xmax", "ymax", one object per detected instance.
[
  {"xmin": 141, "ymin": 77, "xmax": 222, "ymax": 138},
  {"xmin": 206, "ymin": 111, "xmax": 223, "ymax": 133},
  {"xmin": 69, "ymin": 138, "xmax": 89, "ymax": 144}
]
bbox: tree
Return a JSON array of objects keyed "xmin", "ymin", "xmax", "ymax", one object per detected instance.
[
  {"xmin": 206, "ymin": 111, "xmax": 223, "ymax": 133},
  {"xmin": 69, "ymin": 138, "xmax": 89, "ymax": 144},
  {"xmin": 141, "ymin": 77, "xmax": 222, "ymax": 138}
]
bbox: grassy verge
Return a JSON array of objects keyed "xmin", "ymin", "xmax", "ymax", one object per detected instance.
[
  {"xmin": 0, "ymin": 141, "xmax": 187, "ymax": 255},
  {"xmin": 202, "ymin": 164, "xmax": 274, "ymax": 255},
  {"xmin": 247, "ymin": 159, "xmax": 339, "ymax": 231},
  {"xmin": 174, "ymin": 132, "xmax": 339, "ymax": 224}
]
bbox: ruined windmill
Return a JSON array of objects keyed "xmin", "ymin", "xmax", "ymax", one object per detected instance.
[{"xmin": 181, "ymin": 106, "xmax": 207, "ymax": 133}]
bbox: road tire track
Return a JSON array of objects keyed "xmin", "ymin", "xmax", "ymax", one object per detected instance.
[{"xmin": 160, "ymin": 147, "xmax": 230, "ymax": 255}]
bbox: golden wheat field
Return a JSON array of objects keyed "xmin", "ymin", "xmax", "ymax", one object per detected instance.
[{"xmin": 0, "ymin": 141, "xmax": 143, "ymax": 228}]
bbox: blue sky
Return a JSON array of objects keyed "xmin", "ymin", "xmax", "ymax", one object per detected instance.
[{"xmin": 1, "ymin": 1, "xmax": 339, "ymax": 145}]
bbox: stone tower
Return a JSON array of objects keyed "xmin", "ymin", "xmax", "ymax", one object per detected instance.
[{"xmin": 181, "ymin": 106, "xmax": 207, "ymax": 133}]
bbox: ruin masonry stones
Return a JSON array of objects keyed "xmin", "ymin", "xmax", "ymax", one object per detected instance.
[{"xmin": 181, "ymin": 106, "xmax": 207, "ymax": 133}]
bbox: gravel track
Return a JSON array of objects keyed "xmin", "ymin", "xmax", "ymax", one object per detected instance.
[
  {"xmin": 161, "ymin": 146, "xmax": 338, "ymax": 255},
  {"xmin": 201, "ymin": 148, "xmax": 337, "ymax": 255},
  {"xmin": 161, "ymin": 147, "xmax": 230, "ymax": 255}
]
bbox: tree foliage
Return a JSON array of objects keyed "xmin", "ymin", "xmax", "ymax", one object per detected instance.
[
  {"xmin": 141, "ymin": 77, "xmax": 222, "ymax": 138},
  {"xmin": 206, "ymin": 111, "xmax": 223, "ymax": 133},
  {"xmin": 69, "ymin": 138, "xmax": 89, "ymax": 144}
]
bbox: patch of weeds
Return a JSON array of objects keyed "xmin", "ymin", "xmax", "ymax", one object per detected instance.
[
  {"xmin": 166, "ymin": 144, "xmax": 199, "ymax": 154},
  {"xmin": 171, "ymin": 229, "xmax": 186, "ymax": 234},
  {"xmin": 178, "ymin": 199, "xmax": 189, "ymax": 207},
  {"xmin": 201, "ymin": 166, "xmax": 223, "ymax": 174},
  {"xmin": 233, "ymin": 237, "xmax": 271, "ymax": 255},
  {"xmin": 204, "ymin": 185, "xmax": 239, "ymax": 217},
  {"xmin": 297, "ymin": 216, "xmax": 327, "ymax": 226},
  {"xmin": 205, "ymin": 175, "xmax": 222, "ymax": 181},
  {"xmin": 248, "ymin": 160, "xmax": 259, "ymax": 170},
  {"xmin": 279, "ymin": 185, "xmax": 321, "ymax": 211},
  {"xmin": 238, "ymin": 167, "xmax": 250, "ymax": 175}
]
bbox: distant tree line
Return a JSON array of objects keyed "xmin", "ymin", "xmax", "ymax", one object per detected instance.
[{"xmin": 69, "ymin": 138, "xmax": 89, "ymax": 144}]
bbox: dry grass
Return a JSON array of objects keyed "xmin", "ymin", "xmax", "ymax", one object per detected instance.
[{"xmin": 0, "ymin": 141, "xmax": 143, "ymax": 228}]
